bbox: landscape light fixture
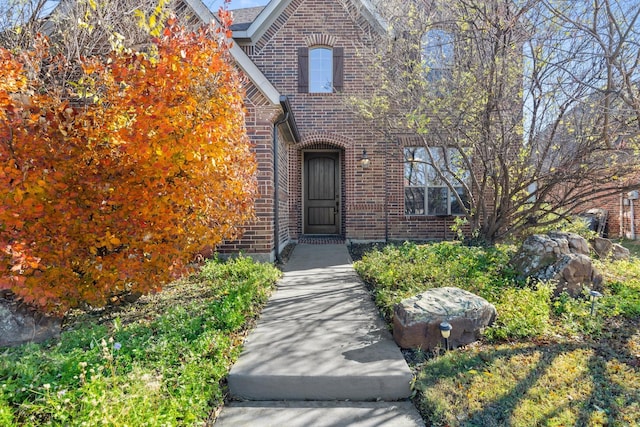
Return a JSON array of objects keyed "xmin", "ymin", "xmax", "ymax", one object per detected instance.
[
  {"xmin": 589, "ymin": 290, "xmax": 603, "ymax": 316},
  {"xmin": 439, "ymin": 321, "xmax": 452, "ymax": 352},
  {"xmin": 360, "ymin": 149, "xmax": 370, "ymax": 169}
]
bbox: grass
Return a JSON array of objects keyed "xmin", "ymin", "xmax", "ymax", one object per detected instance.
[
  {"xmin": 353, "ymin": 241, "xmax": 640, "ymax": 426},
  {"xmin": 0, "ymin": 256, "xmax": 281, "ymax": 426}
]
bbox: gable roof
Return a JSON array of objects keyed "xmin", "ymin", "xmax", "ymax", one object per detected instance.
[
  {"xmin": 184, "ymin": 0, "xmax": 385, "ymax": 106},
  {"xmin": 183, "ymin": 0, "xmax": 281, "ymax": 105},
  {"xmin": 230, "ymin": 6, "xmax": 266, "ymax": 31},
  {"xmin": 229, "ymin": 0, "xmax": 385, "ymax": 42}
]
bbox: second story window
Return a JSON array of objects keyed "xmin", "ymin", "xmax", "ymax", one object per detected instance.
[
  {"xmin": 309, "ymin": 47, "xmax": 333, "ymax": 93},
  {"xmin": 421, "ymin": 29, "xmax": 454, "ymax": 82},
  {"xmin": 298, "ymin": 46, "xmax": 344, "ymax": 94}
]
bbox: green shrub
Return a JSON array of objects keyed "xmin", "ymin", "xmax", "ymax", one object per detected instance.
[
  {"xmin": 597, "ymin": 259, "xmax": 640, "ymax": 318},
  {"xmin": 551, "ymin": 290, "xmax": 604, "ymax": 336},
  {"xmin": 484, "ymin": 282, "xmax": 554, "ymax": 341},
  {"xmin": 355, "ymin": 242, "xmax": 562, "ymax": 341},
  {"xmin": 518, "ymin": 210, "xmax": 597, "ymax": 241},
  {"xmin": 354, "ymin": 242, "xmax": 521, "ymax": 327},
  {"xmin": 0, "ymin": 256, "xmax": 280, "ymax": 426}
]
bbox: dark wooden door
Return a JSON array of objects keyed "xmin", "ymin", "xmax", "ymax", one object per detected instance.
[{"xmin": 304, "ymin": 152, "xmax": 340, "ymax": 235}]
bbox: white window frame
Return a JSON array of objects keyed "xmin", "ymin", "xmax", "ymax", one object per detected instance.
[
  {"xmin": 404, "ymin": 147, "xmax": 468, "ymax": 216},
  {"xmin": 421, "ymin": 29, "xmax": 454, "ymax": 82},
  {"xmin": 309, "ymin": 47, "xmax": 333, "ymax": 93}
]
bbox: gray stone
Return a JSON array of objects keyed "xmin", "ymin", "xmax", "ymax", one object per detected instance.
[
  {"xmin": 392, "ymin": 287, "xmax": 496, "ymax": 350},
  {"xmin": 591, "ymin": 237, "xmax": 630, "ymax": 261},
  {"xmin": 548, "ymin": 231, "xmax": 590, "ymax": 255},
  {"xmin": 0, "ymin": 295, "xmax": 62, "ymax": 347},
  {"xmin": 593, "ymin": 237, "xmax": 614, "ymax": 259},
  {"xmin": 511, "ymin": 234, "xmax": 564, "ymax": 277},
  {"xmin": 611, "ymin": 243, "xmax": 630, "ymax": 261},
  {"xmin": 511, "ymin": 233, "xmax": 601, "ymax": 297}
]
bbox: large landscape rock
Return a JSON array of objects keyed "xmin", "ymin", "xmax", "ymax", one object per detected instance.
[
  {"xmin": 592, "ymin": 237, "xmax": 613, "ymax": 259},
  {"xmin": 0, "ymin": 293, "xmax": 61, "ymax": 347},
  {"xmin": 392, "ymin": 287, "xmax": 496, "ymax": 350},
  {"xmin": 593, "ymin": 237, "xmax": 630, "ymax": 261},
  {"xmin": 611, "ymin": 244, "xmax": 631, "ymax": 261},
  {"xmin": 511, "ymin": 233, "xmax": 602, "ymax": 296}
]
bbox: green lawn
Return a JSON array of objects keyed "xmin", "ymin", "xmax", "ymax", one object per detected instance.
[
  {"xmin": 0, "ymin": 257, "xmax": 280, "ymax": 426},
  {"xmin": 353, "ymin": 241, "xmax": 640, "ymax": 427}
]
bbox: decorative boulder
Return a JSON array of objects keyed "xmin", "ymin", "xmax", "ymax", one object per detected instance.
[
  {"xmin": 611, "ymin": 243, "xmax": 631, "ymax": 261},
  {"xmin": 548, "ymin": 231, "xmax": 590, "ymax": 255},
  {"xmin": 541, "ymin": 253, "xmax": 602, "ymax": 296},
  {"xmin": 392, "ymin": 287, "xmax": 496, "ymax": 350},
  {"xmin": 593, "ymin": 237, "xmax": 631, "ymax": 261},
  {"xmin": 511, "ymin": 233, "xmax": 601, "ymax": 297},
  {"xmin": 0, "ymin": 293, "xmax": 62, "ymax": 347},
  {"xmin": 592, "ymin": 237, "xmax": 613, "ymax": 259}
]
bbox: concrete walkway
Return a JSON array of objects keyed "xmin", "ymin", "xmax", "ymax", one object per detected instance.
[{"xmin": 215, "ymin": 244, "xmax": 424, "ymax": 426}]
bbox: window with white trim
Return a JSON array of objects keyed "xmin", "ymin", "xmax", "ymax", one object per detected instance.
[
  {"xmin": 421, "ymin": 29, "xmax": 454, "ymax": 82},
  {"xmin": 297, "ymin": 46, "xmax": 344, "ymax": 93},
  {"xmin": 309, "ymin": 47, "xmax": 333, "ymax": 93},
  {"xmin": 404, "ymin": 147, "xmax": 469, "ymax": 216}
]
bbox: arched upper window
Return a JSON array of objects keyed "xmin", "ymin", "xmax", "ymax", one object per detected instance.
[
  {"xmin": 421, "ymin": 29, "xmax": 454, "ymax": 82},
  {"xmin": 309, "ymin": 47, "xmax": 333, "ymax": 93},
  {"xmin": 298, "ymin": 46, "xmax": 344, "ymax": 94}
]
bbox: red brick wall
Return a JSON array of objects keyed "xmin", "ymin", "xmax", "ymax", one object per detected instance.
[
  {"xmin": 244, "ymin": 0, "xmax": 384, "ymax": 243},
  {"xmin": 578, "ymin": 191, "xmax": 640, "ymax": 239},
  {"xmin": 216, "ymin": 96, "xmax": 283, "ymax": 261},
  {"xmin": 223, "ymin": 0, "xmax": 489, "ymax": 259}
]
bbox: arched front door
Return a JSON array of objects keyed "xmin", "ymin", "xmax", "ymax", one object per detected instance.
[{"xmin": 304, "ymin": 151, "xmax": 341, "ymax": 235}]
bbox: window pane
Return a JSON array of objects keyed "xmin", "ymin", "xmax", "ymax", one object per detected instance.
[
  {"xmin": 404, "ymin": 149, "xmax": 426, "ymax": 187},
  {"xmin": 309, "ymin": 48, "xmax": 333, "ymax": 93},
  {"xmin": 445, "ymin": 148, "xmax": 470, "ymax": 183},
  {"xmin": 427, "ymin": 187, "xmax": 449, "ymax": 215},
  {"xmin": 426, "ymin": 147, "xmax": 445, "ymax": 186},
  {"xmin": 422, "ymin": 29, "xmax": 454, "ymax": 83},
  {"xmin": 404, "ymin": 147, "xmax": 426, "ymax": 163},
  {"xmin": 405, "ymin": 187, "xmax": 425, "ymax": 215},
  {"xmin": 422, "ymin": 29, "xmax": 454, "ymax": 70},
  {"xmin": 450, "ymin": 187, "xmax": 468, "ymax": 215}
]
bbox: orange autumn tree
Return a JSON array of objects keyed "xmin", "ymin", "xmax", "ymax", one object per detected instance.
[{"xmin": 0, "ymin": 19, "xmax": 257, "ymax": 315}]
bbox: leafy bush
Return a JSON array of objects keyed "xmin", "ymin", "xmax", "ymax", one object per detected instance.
[
  {"xmin": 484, "ymin": 282, "xmax": 553, "ymax": 341},
  {"xmin": 0, "ymin": 257, "xmax": 280, "ymax": 425},
  {"xmin": 518, "ymin": 210, "xmax": 597, "ymax": 241},
  {"xmin": 355, "ymin": 241, "xmax": 515, "ymax": 320},
  {"xmin": 355, "ymin": 240, "xmax": 640, "ymax": 343},
  {"xmin": 0, "ymin": 22, "xmax": 256, "ymax": 315},
  {"xmin": 597, "ymin": 259, "xmax": 640, "ymax": 318}
]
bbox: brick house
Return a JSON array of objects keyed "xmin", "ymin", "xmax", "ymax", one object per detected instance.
[{"xmin": 176, "ymin": 0, "xmax": 479, "ymax": 262}]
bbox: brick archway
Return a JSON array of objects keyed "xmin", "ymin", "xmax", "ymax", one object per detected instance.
[{"xmin": 292, "ymin": 133, "xmax": 358, "ymax": 238}]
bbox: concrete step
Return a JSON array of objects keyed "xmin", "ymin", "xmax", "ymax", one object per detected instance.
[
  {"xmin": 215, "ymin": 401, "xmax": 425, "ymax": 427},
  {"xmin": 222, "ymin": 244, "xmax": 417, "ymax": 424},
  {"xmin": 227, "ymin": 318, "xmax": 413, "ymax": 401}
]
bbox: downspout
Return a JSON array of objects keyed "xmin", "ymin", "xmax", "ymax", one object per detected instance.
[
  {"xmin": 620, "ymin": 194, "xmax": 625, "ymax": 238},
  {"xmin": 273, "ymin": 112, "xmax": 288, "ymax": 264},
  {"xmin": 630, "ymin": 198, "xmax": 636, "ymax": 240},
  {"xmin": 384, "ymin": 139, "xmax": 389, "ymax": 242}
]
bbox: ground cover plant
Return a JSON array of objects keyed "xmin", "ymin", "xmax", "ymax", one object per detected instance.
[
  {"xmin": 0, "ymin": 256, "xmax": 280, "ymax": 426},
  {"xmin": 353, "ymin": 241, "xmax": 640, "ymax": 426}
]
